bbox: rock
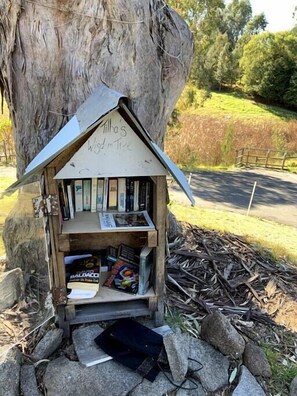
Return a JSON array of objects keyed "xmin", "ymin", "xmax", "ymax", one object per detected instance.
[
  {"xmin": 176, "ymin": 380, "xmax": 206, "ymax": 396},
  {"xmin": 31, "ymin": 328, "xmax": 63, "ymax": 361},
  {"xmin": 43, "ymin": 356, "xmax": 141, "ymax": 396},
  {"xmin": 232, "ymin": 366, "xmax": 266, "ymax": 396},
  {"xmin": 20, "ymin": 365, "xmax": 41, "ymax": 396},
  {"xmin": 130, "ymin": 372, "xmax": 177, "ymax": 396},
  {"xmin": 72, "ymin": 324, "xmax": 106, "ymax": 366},
  {"xmin": 167, "ymin": 211, "xmax": 182, "ymax": 242},
  {"xmin": 243, "ymin": 342, "xmax": 271, "ymax": 377},
  {"xmin": 200, "ymin": 311, "xmax": 245, "ymax": 358},
  {"xmin": 0, "ymin": 347, "xmax": 22, "ymax": 396},
  {"xmin": 0, "ymin": 268, "xmax": 24, "ymax": 310},
  {"xmin": 290, "ymin": 376, "xmax": 297, "ymax": 396},
  {"xmin": 188, "ymin": 337, "xmax": 229, "ymax": 392},
  {"xmin": 163, "ymin": 329, "xmax": 190, "ymax": 382}
]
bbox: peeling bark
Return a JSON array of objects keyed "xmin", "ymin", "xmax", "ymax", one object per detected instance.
[{"xmin": 0, "ymin": 0, "xmax": 193, "ymax": 176}]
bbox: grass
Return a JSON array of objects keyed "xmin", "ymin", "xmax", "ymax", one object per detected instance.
[
  {"xmin": 179, "ymin": 88, "xmax": 297, "ymax": 122},
  {"xmin": 170, "ymin": 201, "xmax": 297, "ymax": 264},
  {"xmin": 0, "ymin": 175, "xmax": 17, "ymax": 256}
]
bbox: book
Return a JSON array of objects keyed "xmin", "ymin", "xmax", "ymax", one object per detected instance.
[
  {"xmin": 118, "ymin": 244, "xmax": 137, "ymax": 265},
  {"xmin": 74, "ymin": 180, "xmax": 83, "ymax": 212},
  {"xmin": 108, "ymin": 178, "xmax": 118, "ymax": 209},
  {"xmin": 99, "ymin": 210, "xmax": 155, "ymax": 231},
  {"xmin": 138, "ymin": 246, "xmax": 153, "ymax": 295},
  {"xmin": 139, "ymin": 179, "xmax": 147, "ymax": 211},
  {"xmin": 117, "ymin": 177, "xmax": 126, "ymax": 212},
  {"xmin": 133, "ymin": 180, "xmax": 140, "ymax": 211},
  {"xmin": 67, "ymin": 256, "xmax": 100, "ymax": 296},
  {"xmin": 83, "ymin": 179, "xmax": 91, "ymax": 211},
  {"xmin": 91, "ymin": 178, "xmax": 97, "ymax": 212},
  {"xmin": 104, "ymin": 259, "xmax": 139, "ymax": 294},
  {"xmin": 102, "ymin": 177, "xmax": 108, "ymax": 212},
  {"xmin": 66, "ymin": 183, "xmax": 75, "ymax": 219},
  {"xmin": 96, "ymin": 179, "xmax": 104, "ymax": 211},
  {"xmin": 58, "ymin": 181, "xmax": 69, "ymax": 220}
]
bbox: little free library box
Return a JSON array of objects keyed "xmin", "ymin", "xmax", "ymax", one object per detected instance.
[{"xmin": 9, "ymin": 85, "xmax": 194, "ymax": 334}]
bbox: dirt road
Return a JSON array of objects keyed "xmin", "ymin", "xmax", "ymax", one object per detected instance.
[{"xmin": 169, "ymin": 168, "xmax": 297, "ymax": 227}]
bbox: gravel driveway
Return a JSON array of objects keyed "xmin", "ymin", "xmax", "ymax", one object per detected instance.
[{"xmin": 169, "ymin": 168, "xmax": 297, "ymax": 227}]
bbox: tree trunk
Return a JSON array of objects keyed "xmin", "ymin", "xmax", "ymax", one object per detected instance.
[
  {"xmin": 0, "ymin": 0, "xmax": 193, "ymax": 177},
  {"xmin": 0, "ymin": 0, "xmax": 192, "ymax": 273}
]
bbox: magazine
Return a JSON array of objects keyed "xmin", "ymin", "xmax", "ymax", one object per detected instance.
[
  {"xmin": 104, "ymin": 260, "xmax": 139, "ymax": 294},
  {"xmin": 99, "ymin": 210, "xmax": 155, "ymax": 231}
]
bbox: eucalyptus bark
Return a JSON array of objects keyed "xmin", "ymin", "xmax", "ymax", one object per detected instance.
[{"xmin": 0, "ymin": 0, "xmax": 193, "ymax": 177}]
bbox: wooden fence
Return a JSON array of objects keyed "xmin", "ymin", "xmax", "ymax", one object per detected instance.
[
  {"xmin": 0, "ymin": 154, "xmax": 16, "ymax": 164},
  {"xmin": 235, "ymin": 148, "xmax": 297, "ymax": 170}
]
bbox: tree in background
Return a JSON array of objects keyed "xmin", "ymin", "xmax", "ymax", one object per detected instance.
[
  {"xmin": 0, "ymin": 118, "xmax": 15, "ymax": 164},
  {"xmin": 168, "ymin": 0, "xmax": 267, "ymax": 91},
  {"xmin": 240, "ymin": 31, "xmax": 297, "ymax": 108}
]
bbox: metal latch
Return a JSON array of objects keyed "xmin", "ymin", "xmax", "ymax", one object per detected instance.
[{"xmin": 32, "ymin": 194, "xmax": 59, "ymax": 218}]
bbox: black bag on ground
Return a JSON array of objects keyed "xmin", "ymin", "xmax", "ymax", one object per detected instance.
[{"xmin": 94, "ymin": 318, "xmax": 165, "ymax": 382}]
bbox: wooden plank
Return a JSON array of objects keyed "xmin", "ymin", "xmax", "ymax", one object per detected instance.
[
  {"xmin": 69, "ymin": 300, "xmax": 150, "ymax": 325},
  {"xmin": 147, "ymin": 230, "xmax": 158, "ymax": 247},
  {"xmin": 58, "ymin": 234, "xmax": 70, "ymax": 252},
  {"xmin": 66, "ymin": 232, "xmax": 148, "ymax": 252},
  {"xmin": 153, "ymin": 176, "xmax": 167, "ymax": 301},
  {"xmin": 45, "ymin": 167, "xmax": 66, "ymax": 292},
  {"xmin": 67, "ymin": 286, "xmax": 155, "ymax": 305}
]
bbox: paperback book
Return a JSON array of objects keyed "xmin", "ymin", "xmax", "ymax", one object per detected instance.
[
  {"xmin": 104, "ymin": 260, "xmax": 139, "ymax": 294},
  {"xmin": 99, "ymin": 210, "xmax": 154, "ymax": 231},
  {"xmin": 66, "ymin": 256, "xmax": 101, "ymax": 299}
]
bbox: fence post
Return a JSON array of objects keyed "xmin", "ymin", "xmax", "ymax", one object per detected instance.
[
  {"xmin": 281, "ymin": 152, "xmax": 288, "ymax": 170},
  {"xmin": 246, "ymin": 149, "xmax": 250, "ymax": 167},
  {"xmin": 265, "ymin": 150, "xmax": 270, "ymax": 168}
]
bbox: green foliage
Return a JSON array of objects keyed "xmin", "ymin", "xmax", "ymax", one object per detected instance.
[
  {"xmin": 263, "ymin": 346, "xmax": 297, "ymax": 394},
  {"xmin": 241, "ymin": 32, "xmax": 297, "ymax": 107}
]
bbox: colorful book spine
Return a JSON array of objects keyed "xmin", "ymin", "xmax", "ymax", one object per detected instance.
[
  {"xmin": 108, "ymin": 178, "xmax": 118, "ymax": 210},
  {"xmin": 117, "ymin": 178, "xmax": 126, "ymax": 212},
  {"xmin": 91, "ymin": 178, "xmax": 97, "ymax": 213},
  {"xmin": 74, "ymin": 180, "xmax": 83, "ymax": 212},
  {"xmin": 67, "ymin": 183, "xmax": 75, "ymax": 219},
  {"xmin": 102, "ymin": 177, "xmax": 108, "ymax": 212},
  {"xmin": 96, "ymin": 179, "xmax": 104, "ymax": 211},
  {"xmin": 83, "ymin": 179, "xmax": 91, "ymax": 211}
]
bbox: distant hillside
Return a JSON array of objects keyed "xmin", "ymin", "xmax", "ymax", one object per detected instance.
[{"xmin": 165, "ymin": 88, "xmax": 297, "ymax": 169}]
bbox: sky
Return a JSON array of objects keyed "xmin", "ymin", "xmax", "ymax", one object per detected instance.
[{"xmin": 249, "ymin": 0, "xmax": 296, "ymax": 32}]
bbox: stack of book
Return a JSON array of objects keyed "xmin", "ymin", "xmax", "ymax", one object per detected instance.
[
  {"xmin": 57, "ymin": 177, "xmax": 152, "ymax": 221},
  {"xmin": 103, "ymin": 244, "xmax": 153, "ymax": 295}
]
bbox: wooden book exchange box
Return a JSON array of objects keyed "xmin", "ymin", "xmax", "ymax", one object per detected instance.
[{"xmin": 10, "ymin": 85, "xmax": 194, "ymax": 335}]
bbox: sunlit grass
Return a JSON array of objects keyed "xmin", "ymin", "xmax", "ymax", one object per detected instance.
[{"xmin": 170, "ymin": 202, "xmax": 297, "ymax": 265}]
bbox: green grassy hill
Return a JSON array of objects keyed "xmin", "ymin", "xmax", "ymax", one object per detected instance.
[{"xmin": 165, "ymin": 87, "xmax": 297, "ymax": 169}]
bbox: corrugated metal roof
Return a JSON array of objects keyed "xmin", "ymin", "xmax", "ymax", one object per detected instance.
[{"xmin": 7, "ymin": 84, "xmax": 194, "ymax": 205}]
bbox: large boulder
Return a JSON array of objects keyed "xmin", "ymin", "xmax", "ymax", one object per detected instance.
[
  {"xmin": 0, "ymin": 346, "xmax": 22, "ymax": 396},
  {"xmin": 243, "ymin": 342, "xmax": 271, "ymax": 377},
  {"xmin": 31, "ymin": 328, "xmax": 63, "ymax": 361},
  {"xmin": 43, "ymin": 356, "xmax": 141, "ymax": 396},
  {"xmin": 232, "ymin": 366, "xmax": 266, "ymax": 396},
  {"xmin": 20, "ymin": 365, "xmax": 41, "ymax": 396},
  {"xmin": 0, "ymin": 268, "xmax": 24, "ymax": 310},
  {"xmin": 188, "ymin": 337, "xmax": 229, "ymax": 392},
  {"xmin": 201, "ymin": 311, "xmax": 245, "ymax": 358}
]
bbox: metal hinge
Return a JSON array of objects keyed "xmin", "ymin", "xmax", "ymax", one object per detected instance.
[{"xmin": 32, "ymin": 194, "xmax": 59, "ymax": 218}]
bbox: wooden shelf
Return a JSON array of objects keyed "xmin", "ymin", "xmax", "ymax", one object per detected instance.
[
  {"xmin": 62, "ymin": 211, "xmax": 156, "ymax": 234},
  {"xmin": 67, "ymin": 286, "xmax": 155, "ymax": 306}
]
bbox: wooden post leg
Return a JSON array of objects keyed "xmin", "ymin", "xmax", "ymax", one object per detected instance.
[
  {"xmin": 153, "ymin": 300, "xmax": 164, "ymax": 327},
  {"xmin": 56, "ymin": 306, "xmax": 70, "ymax": 338}
]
